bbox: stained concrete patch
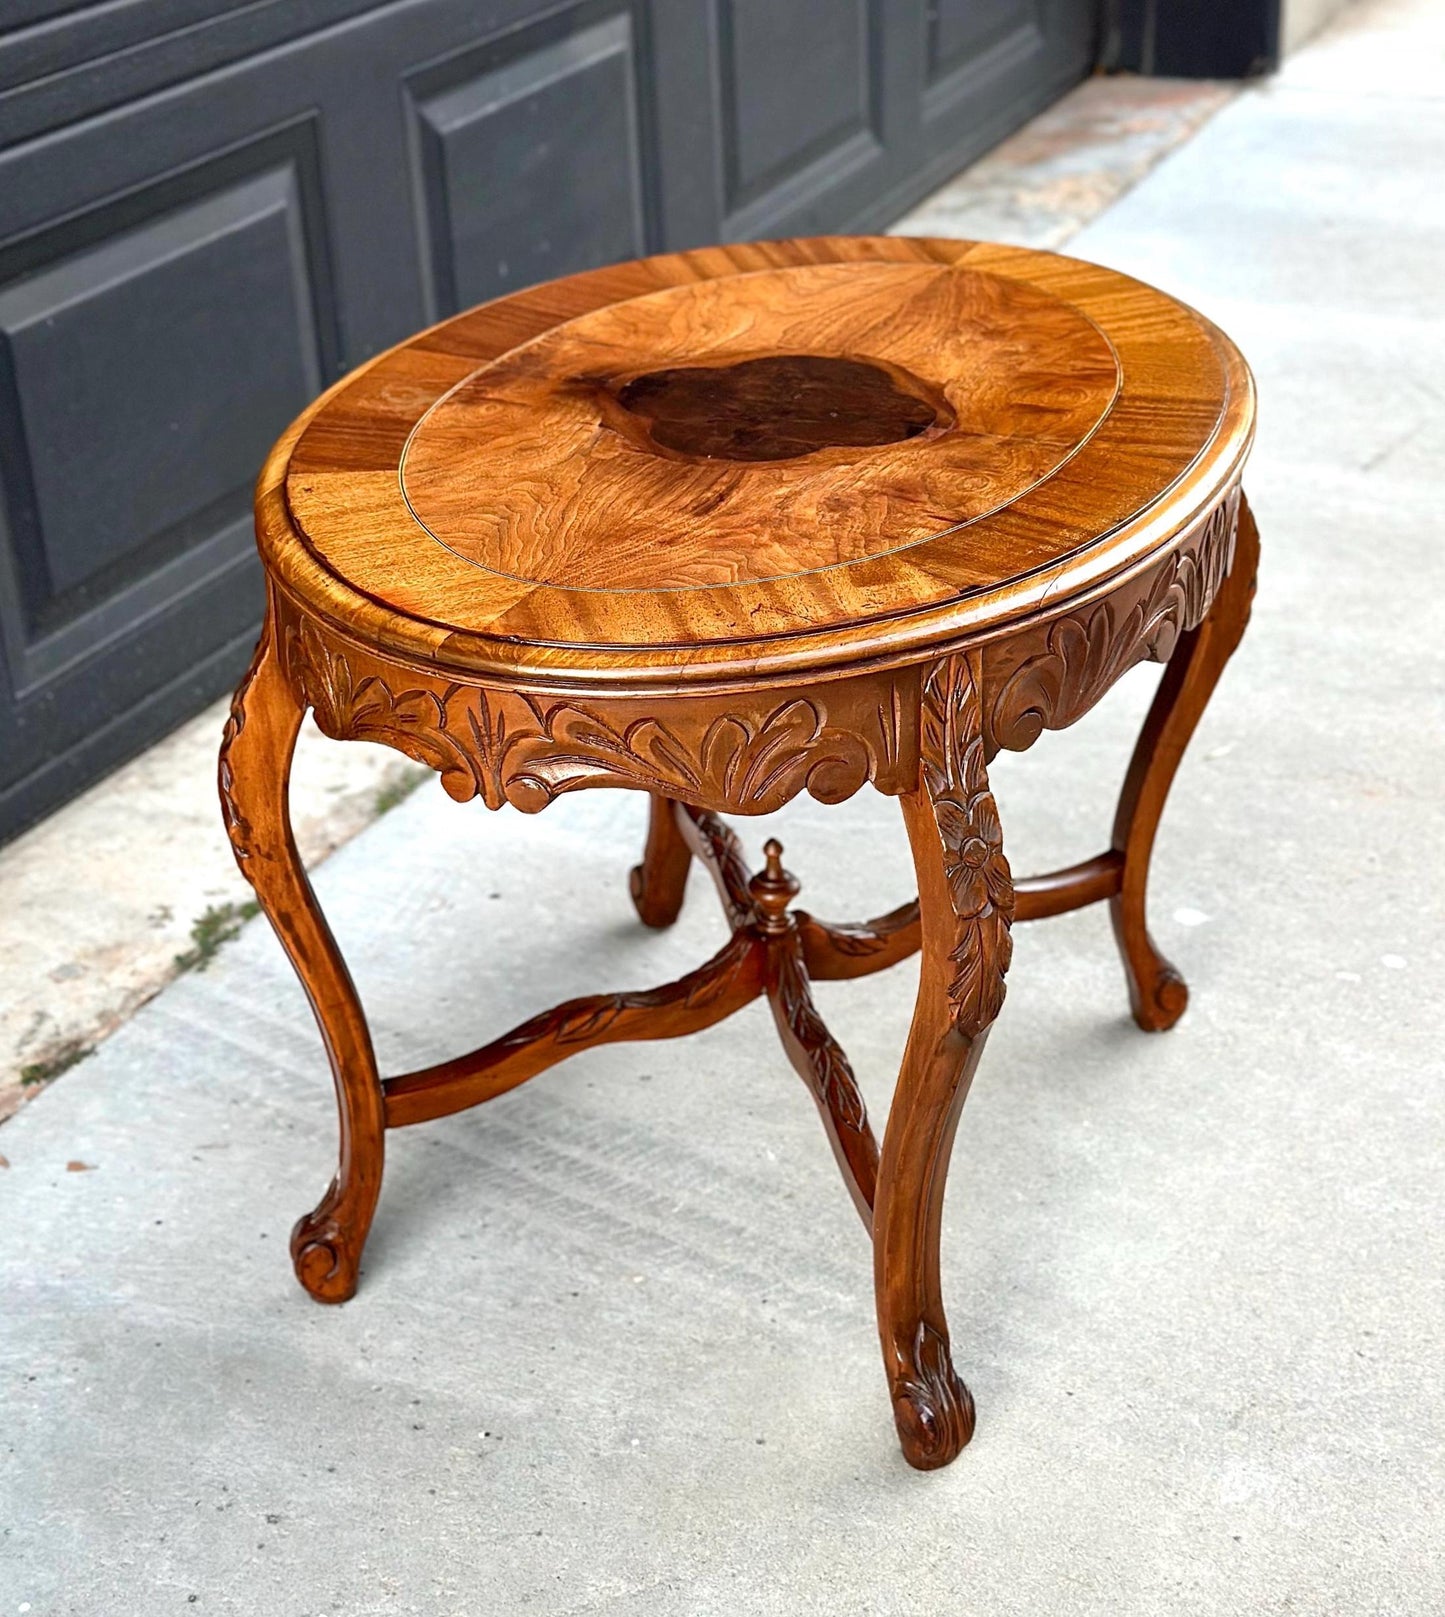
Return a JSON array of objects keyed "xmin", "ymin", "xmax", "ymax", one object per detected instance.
[
  {"xmin": 898, "ymin": 74, "xmax": 1236, "ymax": 250},
  {"xmin": 0, "ymin": 711, "xmax": 424, "ymax": 1119}
]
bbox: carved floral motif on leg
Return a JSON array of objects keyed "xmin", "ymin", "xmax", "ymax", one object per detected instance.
[
  {"xmin": 218, "ymin": 607, "xmax": 385, "ymax": 1303},
  {"xmin": 920, "ymin": 657, "xmax": 1015, "ymax": 1028},
  {"xmin": 876, "ymin": 651, "xmax": 1014, "ymax": 1469}
]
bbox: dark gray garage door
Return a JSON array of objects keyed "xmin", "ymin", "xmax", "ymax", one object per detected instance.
[{"xmin": 0, "ymin": 0, "xmax": 1096, "ymax": 843}]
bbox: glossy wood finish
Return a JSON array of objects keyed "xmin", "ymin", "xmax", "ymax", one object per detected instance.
[
  {"xmin": 384, "ymin": 932, "xmax": 765, "ymax": 1128},
  {"xmin": 1110, "ymin": 495, "xmax": 1260, "ymax": 1028},
  {"xmin": 613, "ymin": 353, "xmax": 944, "ymax": 461},
  {"xmin": 260, "ymin": 236, "xmax": 1251, "ymax": 685},
  {"xmin": 794, "ymin": 853, "xmax": 1125, "ymax": 982},
  {"xmin": 751, "ymin": 840, "xmax": 881, "ymax": 1231},
  {"xmin": 223, "ymin": 237, "xmax": 1258, "ymax": 1470},
  {"xmin": 219, "ymin": 630, "xmax": 383, "ymax": 1305},
  {"xmin": 629, "ymin": 792, "xmax": 693, "ymax": 928},
  {"xmin": 878, "ymin": 653, "xmax": 1014, "ymax": 1466}
]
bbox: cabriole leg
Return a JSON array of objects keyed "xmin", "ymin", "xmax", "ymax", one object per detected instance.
[
  {"xmin": 1110, "ymin": 495, "xmax": 1260, "ymax": 1030},
  {"xmin": 629, "ymin": 794, "xmax": 692, "ymax": 927},
  {"xmin": 219, "ymin": 608, "xmax": 385, "ymax": 1303},
  {"xmin": 874, "ymin": 655, "xmax": 1014, "ymax": 1469}
]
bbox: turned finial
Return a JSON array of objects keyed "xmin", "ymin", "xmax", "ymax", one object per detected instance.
[{"xmin": 748, "ymin": 838, "xmax": 800, "ymax": 934}]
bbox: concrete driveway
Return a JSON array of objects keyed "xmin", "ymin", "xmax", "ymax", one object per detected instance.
[{"xmin": 2, "ymin": 2, "xmax": 1442, "ymax": 1611}]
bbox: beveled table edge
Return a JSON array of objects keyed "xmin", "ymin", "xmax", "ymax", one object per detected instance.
[{"xmin": 254, "ymin": 239, "xmax": 1256, "ymax": 696}]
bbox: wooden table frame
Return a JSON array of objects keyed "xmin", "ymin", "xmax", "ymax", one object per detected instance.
[{"xmin": 219, "ymin": 485, "xmax": 1256, "ymax": 1471}]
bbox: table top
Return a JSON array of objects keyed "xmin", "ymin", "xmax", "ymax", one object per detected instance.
[{"xmin": 258, "ymin": 236, "xmax": 1253, "ymax": 691}]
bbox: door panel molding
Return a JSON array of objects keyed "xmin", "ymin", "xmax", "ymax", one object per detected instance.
[
  {"xmin": 405, "ymin": 0, "xmax": 657, "ymax": 321},
  {"xmin": 714, "ymin": 0, "xmax": 889, "ymax": 240},
  {"xmin": 926, "ymin": 0, "xmax": 1043, "ymax": 88},
  {"xmin": 0, "ymin": 137, "xmax": 333, "ymax": 700}
]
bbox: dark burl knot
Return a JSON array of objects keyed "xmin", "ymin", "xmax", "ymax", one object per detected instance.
[
  {"xmin": 748, "ymin": 838, "xmax": 801, "ymax": 933},
  {"xmin": 615, "ymin": 353, "xmax": 944, "ymax": 462}
]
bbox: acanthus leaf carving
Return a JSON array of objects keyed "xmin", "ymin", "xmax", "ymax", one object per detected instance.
[
  {"xmin": 279, "ymin": 609, "xmax": 908, "ymax": 814},
  {"xmin": 986, "ymin": 489, "xmax": 1239, "ymax": 752}
]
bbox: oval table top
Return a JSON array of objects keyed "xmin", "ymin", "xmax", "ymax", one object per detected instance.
[{"xmin": 257, "ymin": 236, "xmax": 1253, "ymax": 692}]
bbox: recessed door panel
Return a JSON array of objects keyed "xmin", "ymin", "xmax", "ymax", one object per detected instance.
[
  {"xmin": 715, "ymin": 0, "xmax": 885, "ymax": 238},
  {"xmin": 927, "ymin": 0, "xmax": 1042, "ymax": 83},
  {"xmin": 0, "ymin": 167, "xmax": 321, "ymax": 658},
  {"xmin": 410, "ymin": 5, "xmax": 652, "ymax": 318},
  {"xmin": 0, "ymin": 77, "xmax": 339, "ymax": 839}
]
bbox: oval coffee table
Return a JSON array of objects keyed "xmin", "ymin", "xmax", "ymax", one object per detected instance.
[{"xmin": 220, "ymin": 236, "xmax": 1257, "ymax": 1470}]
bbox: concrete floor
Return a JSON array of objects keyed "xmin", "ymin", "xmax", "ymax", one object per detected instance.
[{"xmin": 3, "ymin": 1, "xmax": 1443, "ymax": 1611}]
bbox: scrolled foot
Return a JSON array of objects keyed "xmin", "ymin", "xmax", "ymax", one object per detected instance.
[
  {"xmin": 890, "ymin": 1321, "xmax": 976, "ymax": 1470},
  {"xmin": 291, "ymin": 1189, "xmax": 363, "ymax": 1304},
  {"xmin": 1129, "ymin": 955, "xmax": 1189, "ymax": 1032}
]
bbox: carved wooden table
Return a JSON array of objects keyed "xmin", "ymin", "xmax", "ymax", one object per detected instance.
[{"xmin": 221, "ymin": 236, "xmax": 1257, "ymax": 1470}]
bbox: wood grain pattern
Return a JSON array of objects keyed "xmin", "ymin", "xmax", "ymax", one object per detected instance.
[
  {"xmin": 1109, "ymin": 492, "xmax": 1260, "ymax": 1029},
  {"xmin": 220, "ymin": 601, "xmax": 384, "ymax": 1305},
  {"xmin": 398, "ymin": 260, "xmax": 1117, "ymax": 591},
  {"xmin": 261, "ymin": 235, "xmax": 1253, "ymax": 685},
  {"xmin": 878, "ymin": 651, "xmax": 1014, "ymax": 1469},
  {"xmin": 224, "ymin": 234, "xmax": 1260, "ymax": 1471},
  {"xmin": 612, "ymin": 353, "xmax": 945, "ymax": 462}
]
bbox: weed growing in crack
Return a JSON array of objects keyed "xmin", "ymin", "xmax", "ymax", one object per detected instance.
[
  {"xmin": 19, "ymin": 1040, "xmax": 93, "ymax": 1087},
  {"xmin": 174, "ymin": 900, "xmax": 260, "ymax": 973}
]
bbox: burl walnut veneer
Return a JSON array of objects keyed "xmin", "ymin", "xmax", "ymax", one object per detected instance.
[{"xmin": 220, "ymin": 236, "xmax": 1257, "ymax": 1470}]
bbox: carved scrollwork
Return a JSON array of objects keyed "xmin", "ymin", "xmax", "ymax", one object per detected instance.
[
  {"xmin": 769, "ymin": 945, "xmax": 870, "ymax": 1135},
  {"xmin": 217, "ymin": 639, "xmax": 264, "ymax": 866},
  {"xmin": 985, "ymin": 490, "xmax": 1239, "ymax": 752},
  {"xmin": 279, "ymin": 610, "xmax": 910, "ymax": 814},
  {"xmin": 890, "ymin": 1319, "xmax": 976, "ymax": 1469},
  {"xmin": 290, "ymin": 1179, "xmax": 360, "ymax": 1304},
  {"xmin": 919, "ymin": 654, "xmax": 1015, "ymax": 1031},
  {"xmin": 494, "ymin": 932, "xmax": 758, "ymax": 1056}
]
